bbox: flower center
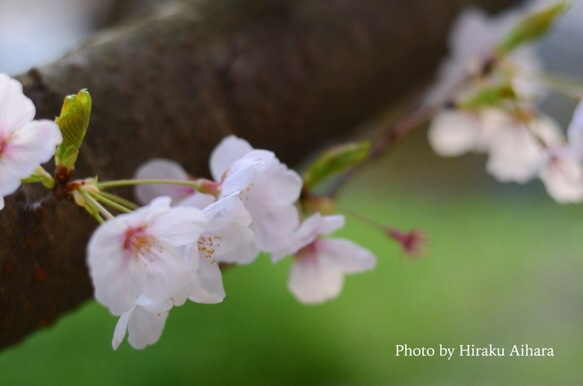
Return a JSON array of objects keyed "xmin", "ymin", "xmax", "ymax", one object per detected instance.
[
  {"xmin": 123, "ymin": 226, "xmax": 152, "ymax": 254},
  {"xmin": 197, "ymin": 234, "xmax": 222, "ymax": 263},
  {"xmin": 295, "ymin": 240, "xmax": 319, "ymax": 262},
  {"xmin": 0, "ymin": 135, "xmax": 8, "ymax": 157}
]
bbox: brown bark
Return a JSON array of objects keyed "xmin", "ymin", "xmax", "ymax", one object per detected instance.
[{"xmin": 0, "ymin": 0, "xmax": 516, "ymax": 350}]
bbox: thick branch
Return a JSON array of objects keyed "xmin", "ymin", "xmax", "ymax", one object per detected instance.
[{"xmin": 0, "ymin": 0, "xmax": 515, "ymax": 349}]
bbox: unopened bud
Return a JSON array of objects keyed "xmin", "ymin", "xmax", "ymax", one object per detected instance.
[{"xmin": 386, "ymin": 228, "xmax": 426, "ymax": 257}]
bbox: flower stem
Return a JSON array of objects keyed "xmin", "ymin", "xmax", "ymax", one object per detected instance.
[
  {"xmin": 94, "ymin": 213, "xmax": 105, "ymax": 224},
  {"xmin": 98, "ymin": 191, "xmax": 139, "ymax": 210},
  {"xmin": 337, "ymin": 205, "xmax": 386, "ymax": 231},
  {"xmin": 96, "ymin": 178, "xmax": 201, "ymax": 190},
  {"xmin": 80, "ymin": 190, "xmax": 115, "ymax": 221},
  {"xmin": 89, "ymin": 191, "xmax": 133, "ymax": 214},
  {"xmin": 538, "ymin": 73, "xmax": 583, "ymax": 99}
]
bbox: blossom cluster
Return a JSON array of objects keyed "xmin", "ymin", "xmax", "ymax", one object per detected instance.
[
  {"xmin": 426, "ymin": 1, "xmax": 583, "ymax": 203},
  {"xmin": 87, "ymin": 136, "xmax": 377, "ymax": 349},
  {"xmin": 0, "ymin": 73, "xmax": 62, "ymax": 209}
]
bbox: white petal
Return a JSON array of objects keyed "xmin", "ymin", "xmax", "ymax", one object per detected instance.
[
  {"xmin": 486, "ymin": 123, "xmax": 543, "ymax": 183},
  {"xmin": 288, "ymin": 255, "xmax": 344, "ymax": 305},
  {"xmin": 0, "ymin": 74, "xmax": 35, "ymax": 135},
  {"xmin": 273, "ymin": 213, "xmax": 345, "ymax": 262},
  {"xmin": 316, "ymin": 214, "xmax": 345, "ymax": 236},
  {"xmin": 209, "ymin": 135, "xmax": 253, "ymax": 181},
  {"xmin": 219, "ymin": 157, "xmax": 260, "ymax": 197},
  {"xmin": 449, "ymin": 7, "xmax": 493, "ymax": 61},
  {"xmin": 252, "ymin": 203, "xmax": 299, "ymax": 253},
  {"xmin": 88, "ymin": 222, "xmax": 144, "ymax": 315},
  {"xmin": 218, "ymin": 148, "xmax": 301, "ymax": 255},
  {"xmin": 134, "ymin": 159, "xmax": 193, "ymax": 204},
  {"xmin": 138, "ymin": 243, "xmax": 194, "ymax": 303},
  {"xmin": 148, "ymin": 206, "xmax": 207, "ymax": 246},
  {"xmin": 220, "ymin": 242, "xmax": 260, "ymax": 265},
  {"xmin": 88, "ymin": 199, "xmax": 203, "ymax": 315},
  {"xmin": 265, "ymin": 168, "xmax": 303, "ymax": 204},
  {"xmin": 567, "ymin": 99, "xmax": 583, "ymax": 160},
  {"xmin": 194, "ymin": 193, "xmax": 260, "ymax": 264},
  {"xmin": 177, "ymin": 192, "xmax": 216, "ymax": 209},
  {"xmin": 187, "ymin": 250, "xmax": 226, "ymax": 304},
  {"xmin": 0, "ymin": 161, "xmax": 23, "ymax": 196},
  {"xmin": 136, "ymin": 295, "xmax": 173, "ymax": 312},
  {"xmin": 0, "ymin": 196, "xmax": 4, "ymax": 210},
  {"xmin": 201, "ymin": 192, "xmax": 250, "ymax": 226},
  {"xmin": 127, "ymin": 306, "xmax": 169, "ymax": 350},
  {"xmin": 539, "ymin": 152, "xmax": 583, "ymax": 203},
  {"xmin": 428, "ymin": 110, "xmax": 482, "ymax": 156},
  {"xmin": 219, "ymin": 150, "xmax": 281, "ymax": 197},
  {"xmin": 2, "ymin": 120, "xmax": 61, "ymax": 180},
  {"xmin": 112, "ymin": 307, "xmax": 133, "ymax": 350},
  {"xmin": 531, "ymin": 114, "xmax": 563, "ymax": 146},
  {"xmin": 317, "ymin": 239, "xmax": 376, "ymax": 274}
]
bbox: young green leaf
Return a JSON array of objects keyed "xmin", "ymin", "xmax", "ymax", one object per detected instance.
[
  {"xmin": 20, "ymin": 166, "xmax": 56, "ymax": 190},
  {"xmin": 496, "ymin": 1, "xmax": 569, "ymax": 55},
  {"xmin": 457, "ymin": 84, "xmax": 516, "ymax": 109},
  {"xmin": 303, "ymin": 141, "xmax": 371, "ymax": 189},
  {"xmin": 54, "ymin": 89, "xmax": 92, "ymax": 175}
]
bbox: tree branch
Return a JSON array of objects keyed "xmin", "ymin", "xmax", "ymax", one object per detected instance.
[{"xmin": 0, "ymin": 0, "xmax": 516, "ymax": 350}]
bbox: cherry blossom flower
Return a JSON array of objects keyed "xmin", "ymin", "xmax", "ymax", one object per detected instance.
[
  {"xmin": 535, "ymin": 100, "xmax": 583, "ymax": 203},
  {"xmin": 111, "ymin": 246, "xmax": 228, "ymax": 350},
  {"xmin": 0, "ymin": 74, "xmax": 62, "ymax": 210},
  {"xmin": 486, "ymin": 112, "xmax": 562, "ymax": 183},
  {"xmin": 278, "ymin": 213, "xmax": 376, "ymax": 304},
  {"xmin": 428, "ymin": 109, "xmax": 488, "ymax": 156},
  {"xmin": 110, "ymin": 202, "xmax": 232, "ymax": 350},
  {"xmin": 424, "ymin": 6, "xmax": 543, "ymax": 107},
  {"xmin": 134, "ymin": 158, "xmax": 257, "ymax": 264},
  {"xmin": 428, "ymin": 108, "xmax": 510, "ymax": 157},
  {"xmin": 135, "ymin": 135, "xmax": 303, "ymax": 260},
  {"xmin": 87, "ymin": 196, "xmax": 207, "ymax": 315},
  {"xmin": 185, "ymin": 193, "xmax": 256, "ymax": 266},
  {"xmin": 566, "ymin": 99, "xmax": 583, "ymax": 159},
  {"xmin": 429, "ymin": 105, "xmax": 563, "ymax": 185},
  {"xmin": 537, "ymin": 148, "xmax": 583, "ymax": 203},
  {"xmin": 210, "ymin": 136, "xmax": 302, "ymax": 259}
]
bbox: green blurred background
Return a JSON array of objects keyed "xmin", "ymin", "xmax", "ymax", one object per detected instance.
[{"xmin": 1, "ymin": 125, "xmax": 582, "ymax": 385}]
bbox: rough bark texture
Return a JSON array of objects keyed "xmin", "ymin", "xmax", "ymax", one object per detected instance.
[{"xmin": 0, "ymin": 0, "xmax": 516, "ymax": 350}]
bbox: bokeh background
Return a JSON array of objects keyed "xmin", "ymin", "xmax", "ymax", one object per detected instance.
[{"xmin": 1, "ymin": 0, "xmax": 582, "ymax": 384}]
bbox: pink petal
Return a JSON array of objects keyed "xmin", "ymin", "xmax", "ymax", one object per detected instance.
[
  {"xmin": 0, "ymin": 74, "xmax": 35, "ymax": 135},
  {"xmin": 134, "ymin": 158, "xmax": 192, "ymax": 204},
  {"xmin": 209, "ymin": 135, "xmax": 253, "ymax": 181}
]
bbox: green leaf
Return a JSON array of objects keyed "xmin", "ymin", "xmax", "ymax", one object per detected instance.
[
  {"xmin": 496, "ymin": 1, "xmax": 569, "ymax": 55},
  {"xmin": 303, "ymin": 141, "xmax": 371, "ymax": 189},
  {"xmin": 457, "ymin": 84, "xmax": 516, "ymax": 109},
  {"xmin": 21, "ymin": 166, "xmax": 55, "ymax": 190},
  {"xmin": 54, "ymin": 89, "xmax": 92, "ymax": 171}
]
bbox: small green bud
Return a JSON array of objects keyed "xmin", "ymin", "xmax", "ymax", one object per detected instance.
[
  {"xmin": 497, "ymin": 1, "xmax": 569, "ymax": 55},
  {"xmin": 303, "ymin": 141, "xmax": 370, "ymax": 189},
  {"xmin": 54, "ymin": 89, "xmax": 92, "ymax": 175}
]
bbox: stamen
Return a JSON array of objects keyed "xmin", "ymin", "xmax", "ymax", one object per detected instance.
[{"xmin": 123, "ymin": 226, "xmax": 152, "ymax": 255}]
